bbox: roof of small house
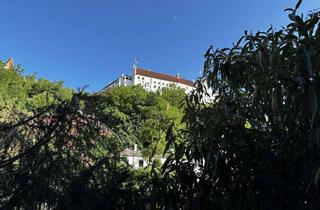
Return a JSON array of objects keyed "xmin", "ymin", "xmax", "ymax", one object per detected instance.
[
  {"xmin": 120, "ymin": 148, "xmax": 143, "ymax": 157},
  {"xmin": 4, "ymin": 57, "xmax": 14, "ymax": 69}
]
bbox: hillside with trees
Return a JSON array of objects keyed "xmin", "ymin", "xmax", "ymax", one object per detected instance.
[
  {"xmin": 85, "ymin": 86, "xmax": 186, "ymax": 158},
  {"xmin": 0, "ymin": 61, "xmax": 72, "ymax": 121},
  {"xmin": 1, "ymin": 1, "xmax": 320, "ymax": 209}
]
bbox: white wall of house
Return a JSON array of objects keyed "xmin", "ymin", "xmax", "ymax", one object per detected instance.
[
  {"xmin": 126, "ymin": 155, "xmax": 167, "ymax": 169},
  {"xmin": 127, "ymin": 156, "xmax": 148, "ymax": 168},
  {"xmin": 121, "ymin": 145, "xmax": 167, "ymax": 169}
]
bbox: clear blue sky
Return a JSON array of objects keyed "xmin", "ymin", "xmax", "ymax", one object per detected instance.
[{"xmin": 0, "ymin": 0, "xmax": 318, "ymax": 91}]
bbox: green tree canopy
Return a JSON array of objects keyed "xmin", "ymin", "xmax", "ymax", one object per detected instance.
[
  {"xmin": 0, "ymin": 61, "xmax": 72, "ymax": 121},
  {"xmin": 85, "ymin": 85, "xmax": 186, "ymax": 158}
]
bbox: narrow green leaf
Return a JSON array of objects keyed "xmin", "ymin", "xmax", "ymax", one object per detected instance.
[
  {"xmin": 284, "ymin": 8, "xmax": 294, "ymax": 12},
  {"xmin": 315, "ymin": 167, "xmax": 320, "ymax": 188},
  {"xmin": 295, "ymin": 0, "xmax": 303, "ymax": 10},
  {"xmin": 163, "ymin": 123, "xmax": 175, "ymax": 157},
  {"xmin": 308, "ymin": 85, "xmax": 318, "ymax": 129}
]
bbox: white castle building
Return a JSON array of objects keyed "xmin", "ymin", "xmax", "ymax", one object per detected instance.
[{"xmin": 103, "ymin": 67, "xmax": 195, "ymax": 94}]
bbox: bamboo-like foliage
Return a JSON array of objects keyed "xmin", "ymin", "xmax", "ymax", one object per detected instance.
[{"xmin": 159, "ymin": 1, "xmax": 320, "ymax": 209}]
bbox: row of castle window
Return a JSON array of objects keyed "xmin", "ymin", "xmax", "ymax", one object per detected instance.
[
  {"xmin": 137, "ymin": 76, "xmax": 168, "ymax": 84},
  {"xmin": 137, "ymin": 76, "xmax": 191, "ymax": 90}
]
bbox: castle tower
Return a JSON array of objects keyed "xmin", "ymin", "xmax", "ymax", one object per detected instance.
[{"xmin": 4, "ymin": 57, "xmax": 14, "ymax": 69}]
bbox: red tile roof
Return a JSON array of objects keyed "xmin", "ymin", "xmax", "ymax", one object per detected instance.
[{"xmin": 134, "ymin": 68, "xmax": 194, "ymax": 87}]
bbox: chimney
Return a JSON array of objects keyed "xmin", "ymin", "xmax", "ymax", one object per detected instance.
[
  {"xmin": 134, "ymin": 144, "xmax": 138, "ymax": 152},
  {"xmin": 133, "ymin": 58, "xmax": 138, "ymax": 75},
  {"xmin": 176, "ymin": 73, "xmax": 180, "ymax": 78},
  {"xmin": 133, "ymin": 65, "xmax": 137, "ymax": 76}
]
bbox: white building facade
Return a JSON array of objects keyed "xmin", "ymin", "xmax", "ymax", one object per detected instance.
[
  {"xmin": 103, "ymin": 67, "xmax": 195, "ymax": 94},
  {"xmin": 102, "ymin": 74, "xmax": 133, "ymax": 90},
  {"xmin": 132, "ymin": 67, "xmax": 195, "ymax": 94}
]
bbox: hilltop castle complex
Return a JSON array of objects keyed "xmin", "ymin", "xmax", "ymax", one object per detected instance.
[{"xmin": 103, "ymin": 66, "xmax": 195, "ymax": 94}]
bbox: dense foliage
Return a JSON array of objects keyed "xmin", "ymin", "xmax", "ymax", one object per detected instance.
[
  {"xmin": 0, "ymin": 63, "xmax": 186, "ymax": 209},
  {"xmin": 158, "ymin": 2, "xmax": 320, "ymax": 209},
  {"xmin": 0, "ymin": 94, "xmax": 148, "ymax": 209},
  {"xmin": 0, "ymin": 62, "xmax": 72, "ymax": 121},
  {"xmin": 85, "ymin": 86, "xmax": 186, "ymax": 158}
]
